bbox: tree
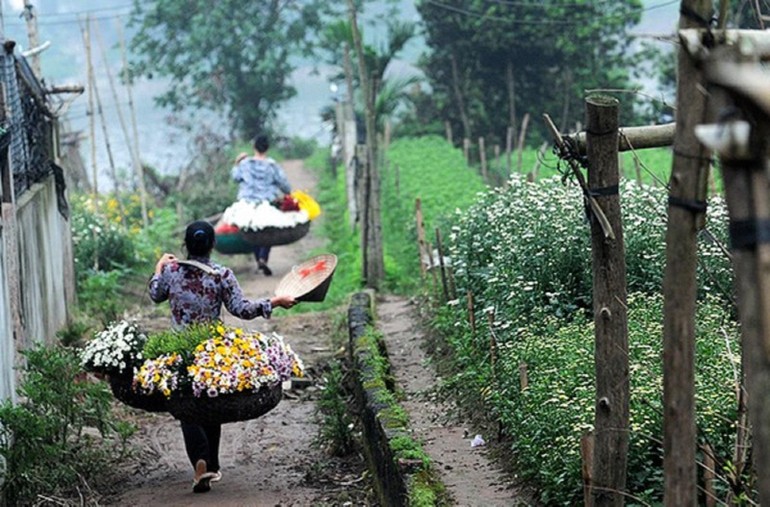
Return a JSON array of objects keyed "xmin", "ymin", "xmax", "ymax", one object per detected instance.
[
  {"xmin": 416, "ymin": 0, "xmax": 644, "ymax": 146},
  {"xmin": 128, "ymin": 0, "xmax": 326, "ymax": 137}
]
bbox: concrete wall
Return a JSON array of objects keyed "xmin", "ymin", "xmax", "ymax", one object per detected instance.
[
  {"xmin": 0, "ymin": 176, "xmax": 75, "ymax": 401},
  {"xmin": 0, "ymin": 241, "xmax": 15, "ymax": 403},
  {"xmin": 15, "ymin": 177, "xmax": 74, "ymax": 347}
]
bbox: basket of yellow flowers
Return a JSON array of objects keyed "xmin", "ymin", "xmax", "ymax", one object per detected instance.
[{"xmin": 133, "ymin": 323, "xmax": 304, "ymax": 425}]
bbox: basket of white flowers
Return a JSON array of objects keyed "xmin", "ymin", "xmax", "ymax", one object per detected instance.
[
  {"xmin": 217, "ymin": 200, "xmax": 311, "ymax": 248},
  {"xmin": 80, "ymin": 320, "xmax": 168, "ymax": 413}
]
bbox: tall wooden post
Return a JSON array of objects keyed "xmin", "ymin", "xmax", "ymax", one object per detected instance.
[
  {"xmin": 435, "ymin": 227, "xmax": 449, "ymax": 302},
  {"xmin": 585, "ymin": 95, "xmax": 629, "ymax": 506},
  {"xmin": 697, "ymin": 85, "xmax": 770, "ymax": 502},
  {"xmin": 714, "ymin": 127, "xmax": 770, "ymax": 504},
  {"xmin": 516, "ymin": 113, "xmax": 530, "ymax": 174},
  {"xmin": 415, "ymin": 198, "xmax": 427, "ymax": 280},
  {"xmin": 478, "ymin": 137, "xmax": 488, "ymax": 182},
  {"xmin": 663, "ymin": 2, "xmax": 712, "ymax": 504},
  {"xmin": 347, "ymin": 0, "xmax": 384, "ymax": 289}
]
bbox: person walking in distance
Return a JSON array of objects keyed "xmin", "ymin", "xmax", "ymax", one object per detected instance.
[{"xmin": 232, "ymin": 133, "xmax": 292, "ymax": 276}]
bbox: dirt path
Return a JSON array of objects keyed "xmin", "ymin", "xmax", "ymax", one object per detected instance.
[
  {"xmin": 105, "ymin": 160, "xmax": 372, "ymax": 506},
  {"xmin": 378, "ymin": 296, "xmax": 530, "ymax": 506},
  {"xmin": 104, "ymin": 160, "xmax": 526, "ymax": 506}
]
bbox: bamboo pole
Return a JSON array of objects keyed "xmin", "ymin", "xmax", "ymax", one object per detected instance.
[
  {"xmin": 117, "ymin": 19, "xmax": 149, "ymax": 227},
  {"xmin": 82, "ymin": 16, "xmax": 97, "ymax": 199}
]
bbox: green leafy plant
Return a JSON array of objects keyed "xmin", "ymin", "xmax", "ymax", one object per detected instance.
[
  {"xmin": 143, "ymin": 322, "xmax": 214, "ymax": 362},
  {"xmin": 77, "ymin": 268, "xmax": 131, "ymax": 325},
  {"xmin": 0, "ymin": 345, "xmax": 135, "ymax": 505},
  {"xmin": 316, "ymin": 363, "xmax": 355, "ymax": 456}
]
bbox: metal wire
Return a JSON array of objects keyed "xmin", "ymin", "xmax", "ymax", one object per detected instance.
[{"xmin": 2, "ymin": 51, "xmax": 55, "ymax": 198}]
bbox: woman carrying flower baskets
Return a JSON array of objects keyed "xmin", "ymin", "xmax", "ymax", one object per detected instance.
[{"xmin": 149, "ymin": 220, "xmax": 297, "ymax": 493}]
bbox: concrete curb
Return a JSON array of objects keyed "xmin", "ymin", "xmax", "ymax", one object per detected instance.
[{"xmin": 347, "ymin": 291, "xmax": 434, "ymax": 507}]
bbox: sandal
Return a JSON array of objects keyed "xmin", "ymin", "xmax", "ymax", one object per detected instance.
[
  {"xmin": 192, "ymin": 459, "xmax": 215, "ymax": 493},
  {"xmin": 258, "ymin": 262, "xmax": 273, "ymax": 276}
]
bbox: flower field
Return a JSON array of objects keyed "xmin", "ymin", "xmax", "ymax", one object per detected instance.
[{"xmin": 433, "ymin": 174, "xmax": 743, "ymax": 503}]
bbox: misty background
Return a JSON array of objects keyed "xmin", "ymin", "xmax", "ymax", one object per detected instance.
[{"xmin": 0, "ymin": 0, "xmax": 678, "ymax": 191}]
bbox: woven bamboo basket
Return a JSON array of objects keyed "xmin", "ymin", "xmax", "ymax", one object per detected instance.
[
  {"xmin": 214, "ymin": 231, "xmax": 255, "ymax": 255},
  {"xmin": 275, "ymin": 254, "xmax": 337, "ymax": 302},
  {"xmin": 109, "ymin": 370, "xmax": 168, "ymax": 413},
  {"xmin": 239, "ymin": 221, "xmax": 311, "ymax": 247},
  {"xmin": 167, "ymin": 382, "xmax": 283, "ymax": 425}
]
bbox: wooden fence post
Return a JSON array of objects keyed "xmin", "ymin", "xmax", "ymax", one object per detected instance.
[
  {"xmin": 463, "ymin": 137, "xmax": 471, "ymax": 166},
  {"xmin": 518, "ymin": 362, "xmax": 528, "ymax": 391},
  {"xmin": 701, "ymin": 443, "xmax": 716, "ymax": 507},
  {"xmin": 478, "ymin": 137, "xmax": 488, "ymax": 182},
  {"xmin": 487, "ymin": 309, "xmax": 497, "ymax": 376},
  {"xmin": 581, "ymin": 430, "xmax": 595, "ymax": 507},
  {"xmin": 505, "ymin": 125, "xmax": 514, "ymax": 175},
  {"xmin": 415, "ymin": 198, "xmax": 427, "ymax": 280},
  {"xmin": 586, "ymin": 95, "xmax": 628, "ymax": 507},
  {"xmin": 516, "ymin": 113, "xmax": 530, "ymax": 174},
  {"xmin": 444, "ymin": 120, "xmax": 453, "ymax": 145},
  {"xmin": 662, "ymin": 3, "xmax": 713, "ymax": 503},
  {"xmin": 700, "ymin": 116, "xmax": 770, "ymax": 504},
  {"xmin": 435, "ymin": 227, "xmax": 449, "ymax": 302},
  {"xmin": 467, "ymin": 290, "xmax": 476, "ymax": 337},
  {"xmin": 634, "ymin": 156, "xmax": 642, "ymax": 186}
]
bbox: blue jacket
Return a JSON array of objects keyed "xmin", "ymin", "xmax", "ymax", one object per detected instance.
[{"xmin": 231, "ymin": 157, "xmax": 291, "ymax": 203}]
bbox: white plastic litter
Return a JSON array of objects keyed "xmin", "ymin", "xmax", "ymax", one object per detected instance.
[
  {"xmin": 471, "ymin": 434, "xmax": 486, "ymax": 448},
  {"xmin": 221, "ymin": 200, "xmax": 309, "ymax": 231}
]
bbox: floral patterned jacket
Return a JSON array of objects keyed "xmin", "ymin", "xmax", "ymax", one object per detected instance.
[{"xmin": 149, "ymin": 256, "xmax": 271, "ymax": 327}]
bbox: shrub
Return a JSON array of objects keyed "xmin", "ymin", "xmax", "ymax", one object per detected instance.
[
  {"xmin": 70, "ymin": 194, "xmax": 137, "ymax": 275},
  {"xmin": 0, "ymin": 345, "xmax": 135, "ymax": 505}
]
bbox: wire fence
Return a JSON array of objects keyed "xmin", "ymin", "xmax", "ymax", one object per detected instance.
[{"xmin": 1, "ymin": 49, "xmax": 56, "ymax": 199}]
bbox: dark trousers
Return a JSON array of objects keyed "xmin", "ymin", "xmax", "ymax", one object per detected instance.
[
  {"xmin": 181, "ymin": 422, "xmax": 221, "ymax": 472},
  {"xmin": 254, "ymin": 246, "xmax": 271, "ymax": 263}
]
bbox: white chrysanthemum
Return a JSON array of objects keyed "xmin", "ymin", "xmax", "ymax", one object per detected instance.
[
  {"xmin": 80, "ymin": 320, "xmax": 147, "ymax": 373},
  {"xmin": 221, "ymin": 200, "xmax": 309, "ymax": 231}
]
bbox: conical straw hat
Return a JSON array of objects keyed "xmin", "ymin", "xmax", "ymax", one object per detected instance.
[{"xmin": 275, "ymin": 254, "xmax": 337, "ymax": 302}]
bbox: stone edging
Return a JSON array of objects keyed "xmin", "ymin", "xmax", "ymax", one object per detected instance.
[{"xmin": 347, "ymin": 291, "xmax": 440, "ymax": 507}]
